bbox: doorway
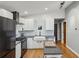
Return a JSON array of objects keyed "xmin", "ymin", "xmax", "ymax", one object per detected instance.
[
  {"xmin": 59, "ymin": 23, "xmax": 62, "ymax": 43},
  {"xmin": 54, "ymin": 24, "xmax": 57, "ymax": 43},
  {"xmin": 54, "ymin": 19, "xmax": 66, "ymax": 46},
  {"xmin": 63, "ymin": 22, "xmax": 66, "ymax": 46},
  {"xmin": 58, "ymin": 22, "xmax": 66, "ymax": 46}
]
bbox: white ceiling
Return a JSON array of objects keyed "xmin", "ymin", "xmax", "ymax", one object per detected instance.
[{"xmin": 0, "ymin": 1, "xmax": 73, "ymax": 17}]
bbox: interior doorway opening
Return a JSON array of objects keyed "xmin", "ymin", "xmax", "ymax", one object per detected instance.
[{"xmin": 54, "ymin": 18, "xmax": 66, "ymax": 46}]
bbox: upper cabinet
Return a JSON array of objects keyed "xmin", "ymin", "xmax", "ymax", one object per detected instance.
[
  {"xmin": 45, "ymin": 18, "xmax": 54, "ymax": 30},
  {"xmin": 0, "ymin": 8, "xmax": 13, "ymax": 19},
  {"xmin": 24, "ymin": 19, "xmax": 34, "ymax": 30},
  {"xmin": 2, "ymin": 17, "xmax": 15, "ymax": 31},
  {"xmin": 0, "ymin": 8, "xmax": 15, "ymax": 31},
  {"xmin": 19, "ymin": 18, "xmax": 34, "ymax": 31}
]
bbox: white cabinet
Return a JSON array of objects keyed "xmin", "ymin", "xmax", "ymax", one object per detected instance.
[
  {"xmin": 24, "ymin": 19, "xmax": 34, "ymax": 30},
  {"xmin": 34, "ymin": 36, "xmax": 46, "ymax": 41},
  {"xmin": 46, "ymin": 19, "xmax": 54, "ymax": 30},
  {"xmin": 27, "ymin": 38, "xmax": 44, "ymax": 49},
  {"xmin": 19, "ymin": 18, "xmax": 34, "ymax": 30},
  {"xmin": 16, "ymin": 25, "xmax": 23, "ymax": 31},
  {"xmin": 0, "ymin": 8, "xmax": 13, "ymax": 19}
]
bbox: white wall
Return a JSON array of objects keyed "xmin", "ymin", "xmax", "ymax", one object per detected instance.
[{"xmin": 65, "ymin": 1, "xmax": 79, "ymax": 56}]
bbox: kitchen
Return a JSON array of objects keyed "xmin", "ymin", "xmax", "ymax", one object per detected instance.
[
  {"xmin": 16, "ymin": 9, "xmax": 55, "ymax": 57},
  {"xmin": 0, "ymin": 1, "xmax": 71, "ymax": 58},
  {"xmin": 0, "ymin": 6, "xmax": 55, "ymax": 58}
]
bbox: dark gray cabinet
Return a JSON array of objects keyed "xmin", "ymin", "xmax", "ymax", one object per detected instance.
[
  {"xmin": 0, "ymin": 16, "xmax": 16, "ymax": 50},
  {"xmin": 2, "ymin": 17, "xmax": 15, "ymax": 31}
]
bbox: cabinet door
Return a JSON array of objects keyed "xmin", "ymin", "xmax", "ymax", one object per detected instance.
[
  {"xmin": 0, "ymin": 17, "xmax": 2, "ymax": 30},
  {"xmin": 8, "ymin": 19, "xmax": 15, "ymax": 31},
  {"xmin": 3, "ymin": 18, "xmax": 8, "ymax": 31},
  {"xmin": 23, "ymin": 19, "xmax": 34, "ymax": 30},
  {"xmin": 3, "ymin": 18, "xmax": 15, "ymax": 31},
  {"xmin": 46, "ymin": 19, "xmax": 54, "ymax": 30}
]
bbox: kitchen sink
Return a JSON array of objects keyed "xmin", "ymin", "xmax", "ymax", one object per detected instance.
[{"xmin": 34, "ymin": 36, "xmax": 46, "ymax": 41}]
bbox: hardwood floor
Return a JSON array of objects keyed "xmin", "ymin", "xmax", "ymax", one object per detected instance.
[
  {"xmin": 23, "ymin": 49, "xmax": 44, "ymax": 58},
  {"xmin": 56, "ymin": 42, "xmax": 78, "ymax": 58},
  {"xmin": 0, "ymin": 50, "xmax": 15, "ymax": 58},
  {"xmin": 0, "ymin": 51, "xmax": 10, "ymax": 57},
  {"xmin": 0, "ymin": 49, "xmax": 26, "ymax": 58},
  {"xmin": 23, "ymin": 43, "xmax": 78, "ymax": 58},
  {"xmin": 2, "ymin": 49, "xmax": 26, "ymax": 58},
  {"xmin": 0, "ymin": 42, "xmax": 78, "ymax": 58},
  {"xmin": 21, "ymin": 49, "xmax": 27, "ymax": 58},
  {"xmin": 4, "ymin": 50, "xmax": 15, "ymax": 58}
]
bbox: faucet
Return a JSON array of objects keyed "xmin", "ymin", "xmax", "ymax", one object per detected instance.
[
  {"xmin": 39, "ymin": 30, "xmax": 41, "ymax": 36},
  {"xmin": 38, "ymin": 26, "xmax": 42, "ymax": 36}
]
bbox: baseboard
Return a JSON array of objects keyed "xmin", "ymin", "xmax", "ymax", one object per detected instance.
[{"xmin": 67, "ymin": 45, "xmax": 79, "ymax": 57}]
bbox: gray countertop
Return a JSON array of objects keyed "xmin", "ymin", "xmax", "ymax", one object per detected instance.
[{"xmin": 16, "ymin": 36, "xmax": 26, "ymax": 45}]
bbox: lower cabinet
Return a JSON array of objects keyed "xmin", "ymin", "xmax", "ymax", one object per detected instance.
[{"xmin": 27, "ymin": 38, "xmax": 44, "ymax": 49}]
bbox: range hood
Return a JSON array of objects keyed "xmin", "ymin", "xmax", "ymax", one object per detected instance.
[{"xmin": 12, "ymin": 11, "xmax": 24, "ymax": 25}]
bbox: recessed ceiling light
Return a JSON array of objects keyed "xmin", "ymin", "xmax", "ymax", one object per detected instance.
[
  {"xmin": 45, "ymin": 8, "xmax": 48, "ymax": 11},
  {"xmin": 24, "ymin": 11, "xmax": 28, "ymax": 14}
]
